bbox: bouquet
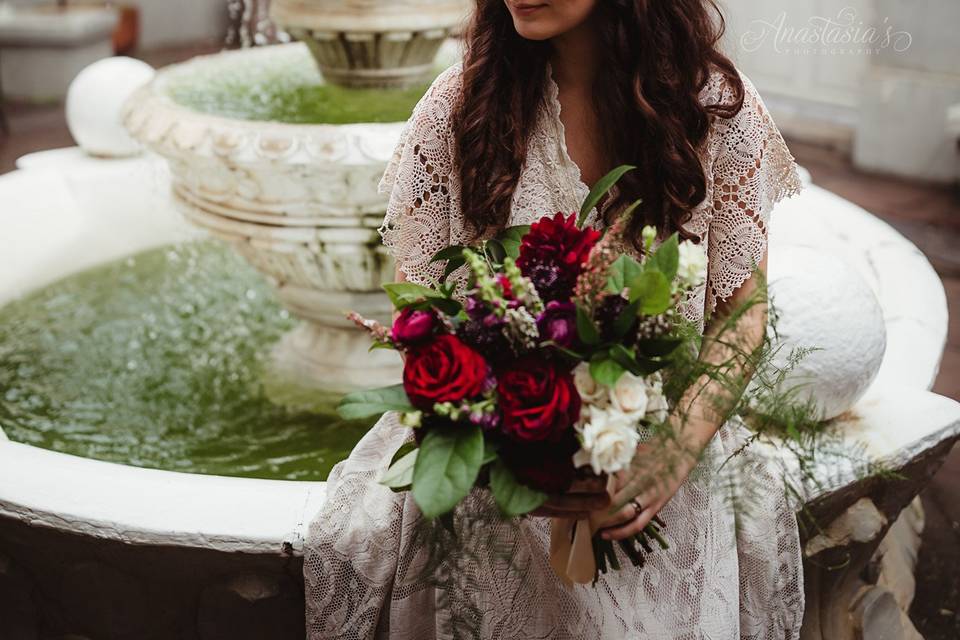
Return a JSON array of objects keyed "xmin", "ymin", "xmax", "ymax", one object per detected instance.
[{"xmin": 339, "ymin": 167, "xmax": 710, "ymax": 584}]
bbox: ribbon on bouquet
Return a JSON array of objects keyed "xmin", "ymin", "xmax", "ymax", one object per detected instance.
[{"xmin": 548, "ymin": 475, "xmax": 617, "ymax": 586}]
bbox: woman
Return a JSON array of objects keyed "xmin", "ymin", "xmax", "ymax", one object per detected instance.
[{"xmin": 305, "ymin": 1, "xmax": 804, "ymax": 638}]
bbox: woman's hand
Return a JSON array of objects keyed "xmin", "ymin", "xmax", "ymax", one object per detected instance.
[
  {"xmin": 597, "ymin": 434, "xmax": 701, "ymax": 541},
  {"xmin": 530, "ymin": 475, "xmax": 611, "ymax": 520}
]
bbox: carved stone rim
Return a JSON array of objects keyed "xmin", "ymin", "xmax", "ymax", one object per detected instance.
[
  {"xmin": 122, "ymin": 43, "xmax": 407, "ymax": 165},
  {"xmin": 270, "ymin": 0, "xmax": 472, "ymax": 33}
]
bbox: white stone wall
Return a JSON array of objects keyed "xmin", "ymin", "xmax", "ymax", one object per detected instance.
[{"xmin": 721, "ymin": 0, "xmax": 960, "ymax": 183}]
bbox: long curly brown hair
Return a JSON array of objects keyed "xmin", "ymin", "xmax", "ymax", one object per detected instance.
[{"xmin": 451, "ymin": 0, "xmax": 745, "ymax": 246}]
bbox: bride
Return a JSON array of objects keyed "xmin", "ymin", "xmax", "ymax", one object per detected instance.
[{"xmin": 305, "ymin": 1, "xmax": 804, "ymax": 638}]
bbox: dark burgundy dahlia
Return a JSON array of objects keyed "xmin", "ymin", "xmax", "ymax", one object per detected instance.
[
  {"xmin": 499, "ymin": 432, "xmax": 580, "ymax": 493},
  {"xmin": 537, "ymin": 300, "xmax": 577, "ymax": 348},
  {"xmin": 517, "ymin": 213, "xmax": 601, "ymax": 301}
]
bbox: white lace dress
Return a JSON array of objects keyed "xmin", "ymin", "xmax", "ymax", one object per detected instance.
[{"xmin": 304, "ymin": 63, "xmax": 805, "ymax": 640}]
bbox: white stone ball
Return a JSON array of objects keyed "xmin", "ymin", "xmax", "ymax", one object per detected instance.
[
  {"xmin": 758, "ymin": 245, "xmax": 887, "ymax": 421},
  {"xmin": 66, "ymin": 57, "xmax": 156, "ymax": 158}
]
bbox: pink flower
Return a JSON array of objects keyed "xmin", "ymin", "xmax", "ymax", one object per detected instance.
[{"xmin": 391, "ymin": 308, "xmax": 438, "ymax": 345}]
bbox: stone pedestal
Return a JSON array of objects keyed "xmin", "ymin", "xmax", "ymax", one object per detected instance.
[
  {"xmin": 0, "ymin": 6, "xmax": 118, "ymax": 101},
  {"xmin": 270, "ymin": 0, "xmax": 471, "ymax": 88}
]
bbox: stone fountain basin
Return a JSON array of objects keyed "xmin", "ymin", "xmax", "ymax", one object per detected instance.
[{"xmin": 0, "ymin": 150, "xmax": 957, "ymax": 638}]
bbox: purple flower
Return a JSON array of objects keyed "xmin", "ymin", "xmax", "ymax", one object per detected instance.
[
  {"xmin": 391, "ymin": 308, "xmax": 438, "ymax": 345},
  {"xmin": 537, "ymin": 301, "xmax": 577, "ymax": 348}
]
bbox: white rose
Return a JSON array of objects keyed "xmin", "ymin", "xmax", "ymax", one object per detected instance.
[
  {"xmin": 609, "ymin": 372, "xmax": 648, "ymax": 420},
  {"xmin": 573, "ymin": 362, "xmax": 607, "ymax": 407},
  {"xmin": 645, "ymin": 376, "xmax": 670, "ymax": 423},
  {"xmin": 677, "ymin": 241, "xmax": 707, "ymax": 288},
  {"xmin": 573, "ymin": 406, "xmax": 641, "ymax": 475}
]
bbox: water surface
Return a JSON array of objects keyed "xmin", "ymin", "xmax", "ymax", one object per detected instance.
[{"xmin": 0, "ymin": 242, "xmax": 373, "ymax": 481}]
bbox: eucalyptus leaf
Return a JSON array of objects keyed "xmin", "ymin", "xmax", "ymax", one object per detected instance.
[
  {"xmin": 337, "ymin": 384, "xmax": 414, "ymax": 420},
  {"xmin": 607, "ymin": 255, "xmax": 644, "ymax": 294},
  {"xmin": 647, "ymin": 234, "xmax": 680, "ymax": 281},
  {"xmin": 412, "ymin": 425, "xmax": 484, "ymax": 519},
  {"xmin": 590, "ymin": 354, "xmax": 626, "ymax": 387},
  {"xmin": 490, "ymin": 461, "xmax": 547, "ymax": 517},
  {"xmin": 497, "ymin": 225, "xmax": 531, "ymax": 259},
  {"xmin": 578, "ymin": 165, "xmax": 636, "ymax": 228},
  {"xmin": 628, "ymin": 270, "xmax": 672, "ymax": 315},
  {"xmin": 381, "ymin": 449, "xmax": 418, "ymax": 489}
]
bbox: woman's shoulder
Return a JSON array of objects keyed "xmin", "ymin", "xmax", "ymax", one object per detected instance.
[
  {"xmin": 408, "ymin": 62, "xmax": 464, "ymax": 128},
  {"xmin": 698, "ymin": 65, "xmax": 765, "ymax": 120}
]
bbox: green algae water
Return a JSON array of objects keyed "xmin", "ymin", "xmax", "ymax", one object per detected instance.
[
  {"xmin": 0, "ymin": 242, "xmax": 374, "ymax": 481},
  {"xmin": 163, "ymin": 46, "xmax": 436, "ymax": 125}
]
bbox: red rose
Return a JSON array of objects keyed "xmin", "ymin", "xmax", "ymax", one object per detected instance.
[
  {"xmin": 500, "ymin": 433, "xmax": 579, "ymax": 493},
  {"xmin": 403, "ymin": 335, "xmax": 488, "ymax": 410},
  {"xmin": 391, "ymin": 308, "xmax": 438, "ymax": 345},
  {"xmin": 516, "ymin": 213, "xmax": 601, "ymax": 301},
  {"xmin": 497, "ymin": 356, "xmax": 581, "ymax": 443}
]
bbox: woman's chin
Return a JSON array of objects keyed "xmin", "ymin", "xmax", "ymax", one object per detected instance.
[{"xmin": 512, "ymin": 21, "xmax": 558, "ymax": 41}]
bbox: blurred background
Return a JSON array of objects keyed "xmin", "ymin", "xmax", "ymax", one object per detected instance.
[{"xmin": 0, "ymin": 0, "xmax": 957, "ymax": 638}]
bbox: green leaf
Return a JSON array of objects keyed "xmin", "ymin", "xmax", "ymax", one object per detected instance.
[
  {"xmin": 590, "ymin": 353, "xmax": 626, "ymax": 387},
  {"xmin": 497, "ymin": 225, "xmax": 530, "ymax": 259},
  {"xmin": 482, "ymin": 440, "xmax": 499, "ymax": 465},
  {"xmin": 610, "ymin": 344, "xmax": 643, "ymax": 377},
  {"xmin": 606, "ymin": 255, "xmax": 644, "ymax": 294},
  {"xmin": 489, "ymin": 461, "xmax": 547, "ymax": 517},
  {"xmin": 637, "ymin": 337, "xmax": 683, "ymax": 358},
  {"xmin": 337, "ymin": 384, "xmax": 414, "ymax": 420},
  {"xmin": 578, "ymin": 165, "xmax": 636, "ymax": 228},
  {"xmin": 426, "ymin": 296, "xmax": 462, "ymax": 316},
  {"xmin": 442, "ymin": 256, "xmax": 466, "ymax": 281},
  {"xmin": 576, "ymin": 304, "xmax": 601, "ymax": 346},
  {"xmin": 412, "ymin": 424, "xmax": 485, "ymax": 519},
  {"xmin": 484, "ymin": 239, "xmax": 507, "ymax": 266},
  {"xmin": 430, "ymin": 245, "xmax": 467, "ymax": 263},
  {"xmin": 647, "ymin": 234, "xmax": 680, "ymax": 281},
  {"xmin": 628, "ymin": 270, "xmax": 672, "ymax": 315},
  {"xmin": 633, "ymin": 356, "xmax": 670, "ymax": 376},
  {"xmin": 381, "ymin": 448, "xmax": 418, "ymax": 489},
  {"xmin": 383, "ymin": 282, "xmax": 438, "ymax": 309},
  {"xmin": 611, "ymin": 299, "xmax": 641, "ymax": 340},
  {"xmin": 390, "ymin": 441, "xmax": 417, "ymax": 465}
]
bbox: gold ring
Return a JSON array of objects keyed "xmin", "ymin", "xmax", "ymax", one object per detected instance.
[{"xmin": 630, "ymin": 498, "xmax": 643, "ymax": 518}]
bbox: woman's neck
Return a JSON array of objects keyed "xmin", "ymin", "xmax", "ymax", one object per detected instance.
[{"xmin": 549, "ymin": 16, "xmax": 602, "ymax": 90}]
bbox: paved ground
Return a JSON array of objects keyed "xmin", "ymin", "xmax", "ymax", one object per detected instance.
[{"xmin": 1, "ymin": 45, "xmax": 958, "ymax": 638}]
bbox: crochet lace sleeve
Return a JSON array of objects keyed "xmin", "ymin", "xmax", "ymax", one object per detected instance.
[
  {"xmin": 377, "ymin": 64, "xmax": 463, "ymax": 286},
  {"xmin": 705, "ymin": 72, "xmax": 803, "ymax": 319}
]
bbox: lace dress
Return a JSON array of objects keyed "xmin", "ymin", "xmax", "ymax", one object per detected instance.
[{"xmin": 304, "ymin": 63, "xmax": 805, "ymax": 640}]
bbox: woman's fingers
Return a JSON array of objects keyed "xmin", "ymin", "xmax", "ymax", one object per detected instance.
[
  {"xmin": 595, "ymin": 500, "xmax": 638, "ymax": 529},
  {"xmin": 600, "ymin": 502, "xmax": 661, "ymax": 541}
]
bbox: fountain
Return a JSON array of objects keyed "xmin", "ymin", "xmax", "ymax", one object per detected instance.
[
  {"xmin": 270, "ymin": 0, "xmax": 472, "ymax": 88},
  {"xmin": 122, "ymin": 40, "xmax": 459, "ymax": 392},
  {"xmin": 0, "ymin": 3, "xmax": 958, "ymax": 637}
]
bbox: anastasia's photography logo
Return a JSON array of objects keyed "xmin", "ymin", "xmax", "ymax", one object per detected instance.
[{"xmin": 739, "ymin": 6, "xmax": 913, "ymax": 56}]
